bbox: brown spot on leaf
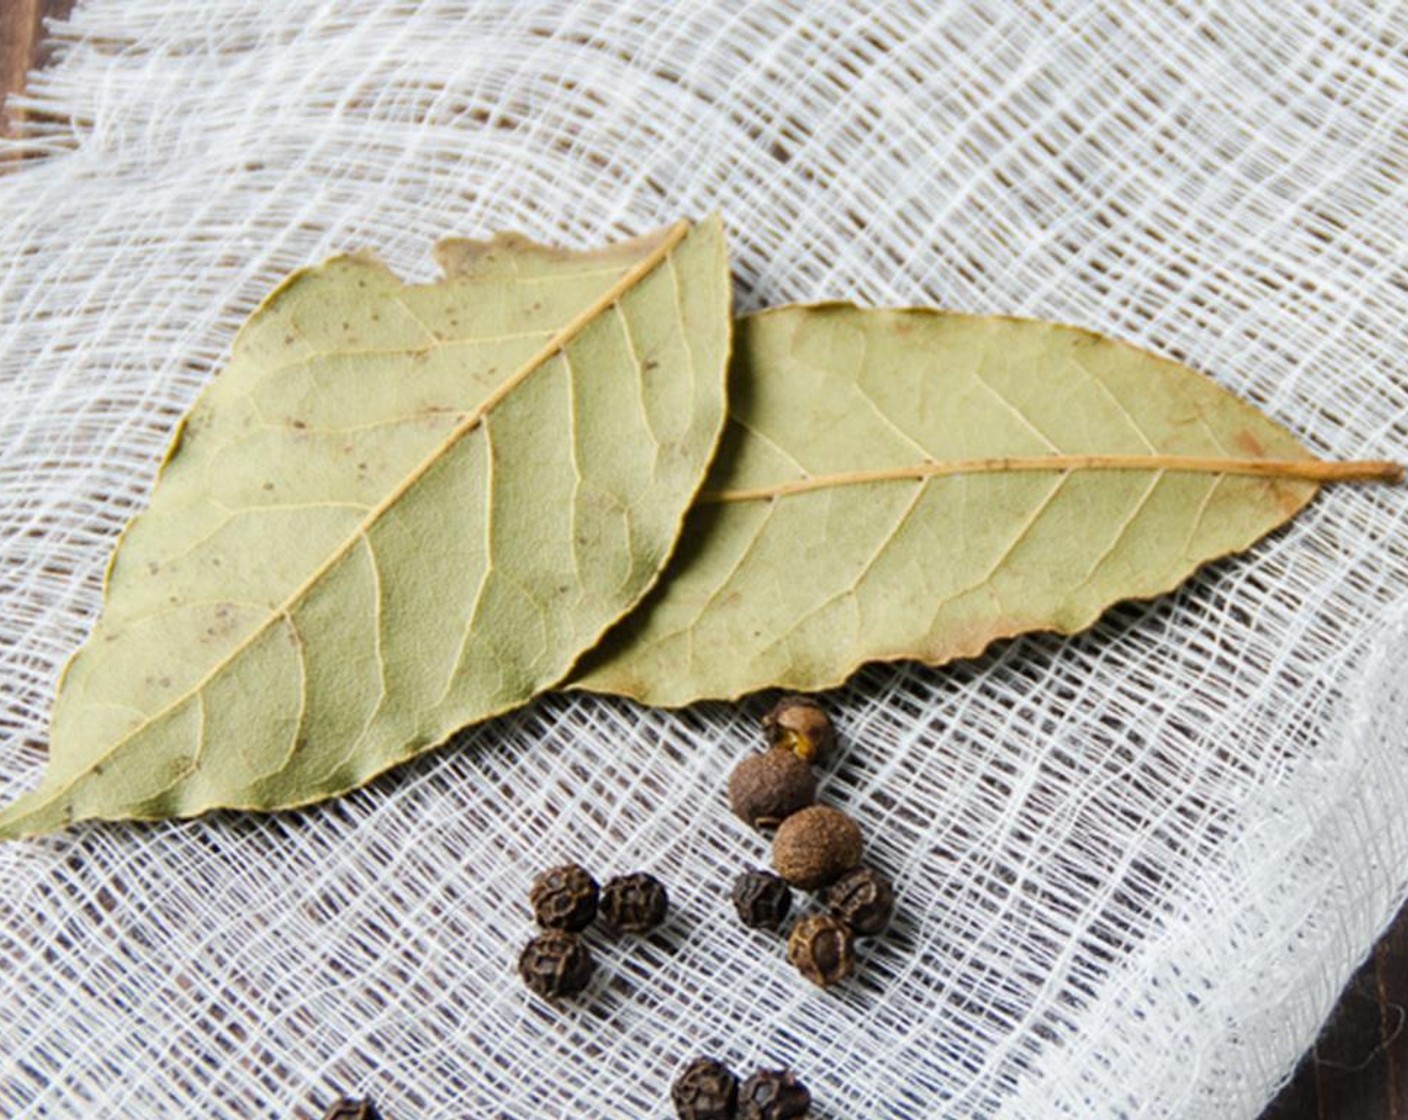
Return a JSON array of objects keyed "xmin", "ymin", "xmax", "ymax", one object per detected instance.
[
  {"xmin": 1234, "ymin": 430, "xmax": 1266, "ymax": 457},
  {"xmin": 291, "ymin": 419, "xmax": 307, "ymax": 430},
  {"xmin": 1267, "ymin": 479, "xmax": 1315, "ymax": 518}
]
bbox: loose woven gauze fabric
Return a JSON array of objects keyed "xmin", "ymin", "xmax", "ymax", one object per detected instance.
[{"xmin": 2, "ymin": 2, "xmax": 1407, "ymax": 1117}]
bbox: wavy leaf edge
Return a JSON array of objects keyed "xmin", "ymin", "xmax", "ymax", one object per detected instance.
[{"xmin": 573, "ymin": 301, "xmax": 1400, "ymax": 704}]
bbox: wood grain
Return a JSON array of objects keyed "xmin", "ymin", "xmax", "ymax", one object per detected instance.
[
  {"xmin": 0, "ymin": 2, "xmax": 1404, "ymax": 1117},
  {"xmin": 0, "ymin": 0, "xmax": 71, "ymax": 142},
  {"xmin": 1263, "ymin": 897, "xmax": 1408, "ymax": 1120}
]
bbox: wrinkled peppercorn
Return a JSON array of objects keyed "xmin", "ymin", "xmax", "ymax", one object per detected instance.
[
  {"xmin": 671, "ymin": 1056, "xmax": 739, "ymax": 1120},
  {"xmin": 321, "ymin": 1100, "xmax": 382, "ymax": 1120},
  {"xmin": 826, "ymin": 866, "xmax": 895, "ymax": 937},
  {"xmin": 529, "ymin": 863, "xmax": 599, "ymax": 932},
  {"xmin": 728, "ymin": 749, "xmax": 817, "ymax": 831},
  {"xmin": 517, "ymin": 930, "xmax": 595, "ymax": 998},
  {"xmin": 738, "ymin": 1068, "xmax": 811, "ymax": 1120},
  {"xmin": 772, "ymin": 805, "xmax": 863, "ymax": 889},
  {"xmin": 787, "ymin": 913, "xmax": 855, "ymax": 988},
  {"xmin": 600, "ymin": 872, "xmax": 669, "ymax": 933},
  {"xmin": 762, "ymin": 696, "xmax": 835, "ymax": 764},
  {"xmin": 733, "ymin": 869, "xmax": 793, "ymax": 931}
]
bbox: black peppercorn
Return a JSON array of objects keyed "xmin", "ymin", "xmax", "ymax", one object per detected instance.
[
  {"xmin": 826, "ymin": 866, "xmax": 895, "ymax": 937},
  {"xmin": 787, "ymin": 913, "xmax": 855, "ymax": 988},
  {"xmin": 671, "ymin": 1056, "xmax": 739, "ymax": 1120},
  {"xmin": 600, "ymin": 872, "xmax": 669, "ymax": 933},
  {"xmin": 321, "ymin": 1100, "xmax": 382, "ymax": 1120},
  {"xmin": 762, "ymin": 695, "xmax": 835, "ymax": 764},
  {"xmin": 529, "ymin": 863, "xmax": 599, "ymax": 932},
  {"xmin": 772, "ymin": 805, "xmax": 863, "ymax": 889},
  {"xmin": 738, "ymin": 1068, "xmax": 811, "ymax": 1120},
  {"xmin": 517, "ymin": 930, "xmax": 595, "ymax": 998},
  {"xmin": 732, "ymin": 869, "xmax": 793, "ymax": 931},
  {"xmin": 728, "ymin": 749, "xmax": 817, "ymax": 831}
]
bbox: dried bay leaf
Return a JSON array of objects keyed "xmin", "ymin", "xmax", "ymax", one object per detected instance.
[
  {"xmin": 574, "ymin": 303, "xmax": 1399, "ymax": 704},
  {"xmin": 0, "ymin": 218, "xmax": 731, "ymax": 839}
]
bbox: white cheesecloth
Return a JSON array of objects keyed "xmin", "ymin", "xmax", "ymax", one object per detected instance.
[{"xmin": 2, "ymin": 2, "xmax": 1407, "ymax": 1116}]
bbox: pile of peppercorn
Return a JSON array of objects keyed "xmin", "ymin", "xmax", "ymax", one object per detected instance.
[
  {"xmin": 517, "ymin": 864, "xmax": 668, "ymax": 999},
  {"xmin": 673, "ymin": 1056, "xmax": 810, "ymax": 1120},
  {"xmin": 729, "ymin": 697, "xmax": 895, "ymax": 987}
]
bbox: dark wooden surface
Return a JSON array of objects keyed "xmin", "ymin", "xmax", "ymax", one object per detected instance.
[
  {"xmin": 0, "ymin": 0, "xmax": 70, "ymax": 141},
  {"xmin": 1, "ymin": 3, "xmax": 1405, "ymax": 1117},
  {"xmin": 1261, "ymin": 899, "xmax": 1408, "ymax": 1120}
]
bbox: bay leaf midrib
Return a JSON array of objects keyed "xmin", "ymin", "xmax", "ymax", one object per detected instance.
[{"xmin": 701, "ymin": 452, "xmax": 1403, "ymax": 503}]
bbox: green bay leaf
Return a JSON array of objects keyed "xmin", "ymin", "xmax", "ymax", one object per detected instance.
[
  {"xmin": 573, "ymin": 303, "xmax": 1397, "ymax": 704},
  {"xmin": 1, "ymin": 217, "xmax": 731, "ymax": 838}
]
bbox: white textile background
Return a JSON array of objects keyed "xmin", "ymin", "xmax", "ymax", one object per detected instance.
[{"xmin": 2, "ymin": 2, "xmax": 1408, "ymax": 1117}]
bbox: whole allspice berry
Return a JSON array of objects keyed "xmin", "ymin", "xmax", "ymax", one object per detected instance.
[
  {"xmin": 762, "ymin": 695, "xmax": 835, "ymax": 764},
  {"xmin": 738, "ymin": 1068, "xmax": 811, "ymax": 1120},
  {"xmin": 600, "ymin": 872, "xmax": 669, "ymax": 933},
  {"xmin": 787, "ymin": 913, "xmax": 855, "ymax": 988},
  {"xmin": 826, "ymin": 866, "xmax": 895, "ymax": 937},
  {"xmin": 529, "ymin": 863, "xmax": 599, "ymax": 932},
  {"xmin": 517, "ymin": 930, "xmax": 595, "ymax": 999},
  {"xmin": 671, "ymin": 1056, "xmax": 739, "ymax": 1120},
  {"xmin": 772, "ymin": 805, "xmax": 863, "ymax": 889},
  {"xmin": 733, "ymin": 869, "xmax": 793, "ymax": 931},
  {"xmin": 728, "ymin": 749, "xmax": 817, "ymax": 831}
]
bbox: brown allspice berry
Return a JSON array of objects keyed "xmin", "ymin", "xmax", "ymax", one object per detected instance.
[
  {"xmin": 732, "ymin": 868, "xmax": 793, "ymax": 930},
  {"xmin": 787, "ymin": 913, "xmax": 855, "ymax": 988},
  {"xmin": 529, "ymin": 863, "xmax": 599, "ymax": 932},
  {"xmin": 738, "ymin": 1068, "xmax": 811, "ymax": 1120},
  {"xmin": 671, "ymin": 1056, "xmax": 739, "ymax": 1120},
  {"xmin": 600, "ymin": 872, "xmax": 669, "ymax": 933},
  {"xmin": 826, "ymin": 866, "xmax": 895, "ymax": 937},
  {"xmin": 517, "ymin": 930, "xmax": 595, "ymax": 999},
  {"xmin": 728, "ymin": 748, "xmax": 817, "ymax": 831},
  {"xmin": 762, "ymin": 695, "xmax": 835, "ymax": 764},
  {"xmin": 772, "ymin": 805, "xmax": 863, "ymax": 889}
]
